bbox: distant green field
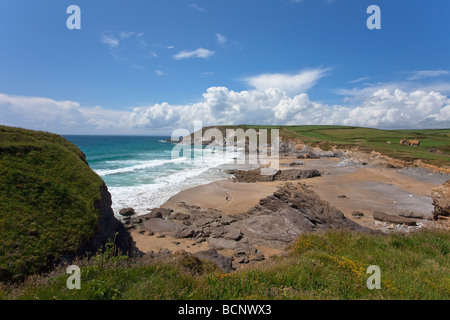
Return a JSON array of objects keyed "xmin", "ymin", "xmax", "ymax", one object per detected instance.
[{"xmin": 212, "ymin": 125, "xmax": 450, "ymax": 167}]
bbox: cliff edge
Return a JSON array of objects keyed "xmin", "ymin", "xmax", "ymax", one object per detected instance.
[{"xmin": 0, "ymin": 125, "xmax": 132, "ymax": 282}]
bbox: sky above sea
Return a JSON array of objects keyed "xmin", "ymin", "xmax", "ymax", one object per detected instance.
[{"xmin": 1, "ymin": 0, "xmax": 450, "ymax": 135}]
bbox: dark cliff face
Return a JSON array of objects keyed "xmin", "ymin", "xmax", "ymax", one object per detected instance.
[{"xmin": 78, "ymin": 183, "xmax": 133, "ymax": 258}]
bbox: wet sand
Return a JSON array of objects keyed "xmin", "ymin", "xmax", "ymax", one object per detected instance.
[
  {"xmin": 132, "ymin": 180, "xmax": 280, "ymax": 256},
  {"xmin": 277, "ymin": 157, "xmax": 446, "ymax": 229},
  {"xmin": 132, "ymin": 156, "xmax": 448, "ymax": 254},
  {"xmin": 161, "ymin": 179, "xmax": 279, "ymax": 215}
]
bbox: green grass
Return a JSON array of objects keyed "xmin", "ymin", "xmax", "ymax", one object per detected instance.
[
  {"xmin": 1, "ymin": 124, "xmax": 448, "ymax": 298},
  {"xmin": 0, "ymin": 125, "xmax": 105, "ymax": 282},
  {"xmin": 281, "ymin": 126, "xmax": 450, "ymax": 167},
  {"xmin": 1, "ymin": 230, "xmax": 448, "ymax": 300},
  {"xmin": 203, "ymin": 125, "xmax": 450, "ymax": 167}
]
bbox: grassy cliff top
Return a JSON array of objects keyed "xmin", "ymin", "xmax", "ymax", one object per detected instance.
[
  {"xmin": 0, "ymin": 125, "xmax": 104, "ymax": 282},
  {"xmin": 197, "ymin": 125, "xmax": 450, "ymax": 167},
  {"xmin": 279, "ymin": 125, "xmax": 450, "ymax": 166}
]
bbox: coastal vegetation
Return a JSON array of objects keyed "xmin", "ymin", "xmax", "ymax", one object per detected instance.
[
  {"xmin": 202, "ymin": 125, "xmax": 450, "ymax": 167},
  {"xmin": 279, "ymin": 125, "xmax": 450, "ymax": 167},
  {"xmin": 0, "ymin": 229, "xmax": 448, "ymax": 300},
  {"xmin": 0, "ymin": 125, "xmax": 105, "ymax": 282},
  {"xmin": 0, "ymin": 124, "xmax": 448, "ymax": 300}
]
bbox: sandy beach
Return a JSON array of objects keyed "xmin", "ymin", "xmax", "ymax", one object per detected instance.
[
  {"xmin": 131, "ymin": 155, "xmax": 449, "ymax": 258},
  {"xmin": 278, "ymin": 157, "xmax": 445, "ymax": 229},
  {"xmin": 131, "ymin": 180, "xmax": 281, "ymax": 257},
  {"xmin": 161, "ymin": 180, "xmax": 279, "ymax": 215}
]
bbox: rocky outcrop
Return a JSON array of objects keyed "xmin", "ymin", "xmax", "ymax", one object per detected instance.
[
  {"xmin": 274, "ymin": 169, "xmax": 321, "ymax": 181},
  {"xmin": 342, "ymin": 149, "xmax": 406, "ymax": 168},
  {"xmin": 288, "ymin": 161, "xmax": 306, "ymax": 166},
  {"xmin": 79, "ymin": 184, "xmax": 133, "ymax": 257},
  {"xmin": 227, "ymin": 168, "xmax": 321, "ymax": 183},
  {"xmin": 134, "ymin": 204, "xmax": 266, "ymax": 270},
  {"xmin": 431, "ymin": 180, "xmax": 450, "ymax": 220},
  {"xmin": 373, "ymin": 211, "xmax": 418, "ymax": 226},
  {"xmin": 236, "ymin": 183, "xmax": 368, "ymax": 249},
  {"xmin": 136, "ymin": 182, "xmax": 369, "ymax": 266},
  {"xmin": 141, "ymin": 248, "xmax": 234, "ymax": 274},
  {"xmin": 194, "ymin": 249, "xmax": 234, "ymax": 273},
  {"xmin": 119, "ymin": 207, "xmax": 135, "ymax": 217},
  {"xmin": 279, "ymin": 141, "xmax": 339, "ymax": 158}
]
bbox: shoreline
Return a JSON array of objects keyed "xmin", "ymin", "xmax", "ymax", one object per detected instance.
[
  {"xmin": 129, "ymin": 154, "xmax": 449, "ymax": 264},
  {"xmin": 130, "ymin": 179, "xmax": 283, "ymax": 259}
]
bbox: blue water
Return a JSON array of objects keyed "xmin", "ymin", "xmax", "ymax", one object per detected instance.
[{"xmin": 64, "ymin": 135, "xmax": 235, "ymax": 216}]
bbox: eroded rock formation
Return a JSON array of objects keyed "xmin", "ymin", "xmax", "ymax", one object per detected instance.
[
  {"xmin": 227, "ymin": 168, "xmax": 321, "ymax": 183},
  {"xmin": 431, "ymin": 180, "xmax": 450, "ymax": 220},
  {"xmin": 236, "ymin": 182, "xmax": 368, "ymax": 248}
]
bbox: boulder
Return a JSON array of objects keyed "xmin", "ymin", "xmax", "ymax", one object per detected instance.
[
  {"xmin": 227, "ymin": 168, "xmax": 320, "ymax": 183},
  {"xmin": 222, "ymin": 226, "xmax": 243, "ymax": 241},
  {"xmin": 210, "ymin": 226, "xmax": 243, "ymax": 241},
  {"xmin": 149, "ymin": 208, "xmax": 173, "ymax": 219},
  {"xmin": 352, "ymin": 211, "xmax": 364, "ymax": 219},
  {"xmin": 194, "ymin": 217, "xmax": 215, "ymax": 228},
  {"xmin": 236, "ymin": 256, "xmax": 250, "ymax": 264},
  {"xmin": 170, "ymin": 212, "xmax": 191, "ymax": 220},
  {"xmin": 194, "ymin": 249, "xmax": 234, "ymax": 273},
  {"xmin": 304, "ymin": 151, "xmax": 319, "ymax": 159},
  {"xmin": 143, "ymin": 218, "xmax": 184, "ymax": 235},
  {"xmin": 273, "ymin": 169, "xmax": 320, "ymax": 181},
  {"xmin": 203, "ymin": 208, "xmax": 223, "ymax": 219},
  {"xmin": 373, "ymin": 211, "xmax": 417, "ymax": 226},
  {"xmin": 252, "ymin": 251, "xmax": 266, "ymax": 262},
  {"xmin": 119, "ymin": 207, "xmax": 135, "ymax": 217},
  {"xmin": 288, "ymin": 161, "xmax": 306, "ymax": 166},
  {"xmin": 431, "ymin": 180, "xmax": 450, "ymax": 220},
  {"xmin": 175, "ymin": 227, "xmax": 197, "ymax": 239},
  {"xmin": 208, "ymin": 237, "xmax": 239, "ymax": 250},
  {"xmin": 143, "ymin": 211, "xmax": 163, "ymax": 219},
  {"xmin": 211, "ymin": 226, "xmax": 225, "ymax": 238},
  {"xmin": 398, "ymin": 212, "xmax": 425, "ymax": 219},
  {"xmin": 236, "ymin": 183, "xmax": 367, "ymax": 249}
]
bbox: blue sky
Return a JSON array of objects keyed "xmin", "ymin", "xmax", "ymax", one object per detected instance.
[{"xmin": 1, "ymin": 0, "xmax": 450, "ymax": 134}]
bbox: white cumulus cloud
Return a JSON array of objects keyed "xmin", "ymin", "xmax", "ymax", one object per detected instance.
[
  {"xmin": 174, "ymin": 48, "xmax": 215, "ymax": 60},
  {"xmin": 118, "ymin": 87, "xmax": 450, "ymax": 131},
  {"xmin": 245, "ymin": 69, "xmax": 329, "ymax": 96},
  {"xmin": 342, "ymin": 89, "xmax": 450, "ymax": 128},
  {"xmin": 0, "ymin": 93, "xmax": 125, "ymax": 133},
  {"xmin": 1, "ymin": 86, "xmax": 450, "ymax": 135}
]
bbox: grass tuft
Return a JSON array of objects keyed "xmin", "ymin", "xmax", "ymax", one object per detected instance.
[{"xmin": 1, "ymin": 230, "xmax": 448, "ymax": 300}]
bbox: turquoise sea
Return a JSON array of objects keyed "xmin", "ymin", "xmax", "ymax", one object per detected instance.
[{"xmin": 64, "ymin": 135, "xmax": 237, "ymax": 216}]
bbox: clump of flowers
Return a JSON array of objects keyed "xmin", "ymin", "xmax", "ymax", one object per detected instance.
[
  {"xmin": 214, "ymin": 272, "xmax": 232, "ymax": 280},
  {"xmin": 292, "ymin": 235, "xmax": 316, "ymax": 254},
  {"xmin": 330, "ymin": 255, "xmax": 365, "ymax": 283}
]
